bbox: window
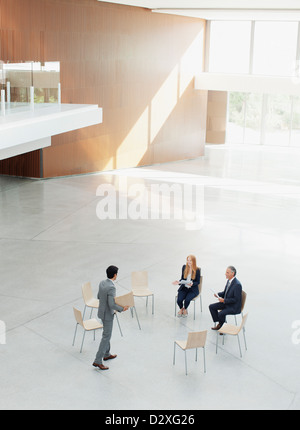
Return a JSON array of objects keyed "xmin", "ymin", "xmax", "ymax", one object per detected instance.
[
  {"xmin": 227, "ymin": 92, "xmax": 262, "ymax": 145},
  {"xmin": 208, "ymin": 20, "xmax": 299, "ymax": 77},
  {"xmin": 227, "ymin": 92, "xmax": 246, "ymax": 143},
  {"xmin": 209, "ymin": 21, "xmax": 251, "ymax": 73},
  {"xmin": 252, "ymin": 21, "xmax": 298, "ymax": 77},
  {"xmin": 244, "ymin": 93, "xmax": 263, "ymax": 145},
  {"xmin": 227, "ymin": 92, "xmax": 299, "ymax": 147},
  {"xmin": 209, "ymin": 20, "xmax": 300, "ymax": 147},
  {"xmin": 264, "ymin": 94, "xmax": 292, "ymax": 146},
  {"xmin": 290, "ymin": 96, "xmax": 300, "ymax": 147}
]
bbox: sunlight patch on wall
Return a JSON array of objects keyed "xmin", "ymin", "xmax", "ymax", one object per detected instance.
[
  {"xmin": 102, "ymin": 156, "xmax": 115, "ymax": 171},
  {"xmin": 150, "ymin": 65, "xmax": 179, "ymax": 143},
  {"xmin": 116, "ymin": 106, "xmax": 149, "ymax": 169},
  {"xmin": 179, "ymin": 30, "xmax": 204, "ymax": 98},
  {"xmin": 115, "ymin": 29, "xmax": 204, "ymax": 168}
]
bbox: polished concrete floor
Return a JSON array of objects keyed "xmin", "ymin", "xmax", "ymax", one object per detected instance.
[{"xmin": 1, "ymin": 143, "xmax": 300, "ymax": 410}]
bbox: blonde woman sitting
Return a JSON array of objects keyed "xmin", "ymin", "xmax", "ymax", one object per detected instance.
[{"xmin": 173, "ymin": 255, "xmax": 201, "ymax": 317}]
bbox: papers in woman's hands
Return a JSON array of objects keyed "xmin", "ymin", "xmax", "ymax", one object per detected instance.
[{"xmin": 179, "ymin": 280, "xmax": 192, "ymax": 287}]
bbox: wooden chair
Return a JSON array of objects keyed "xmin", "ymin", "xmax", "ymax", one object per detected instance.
[
  {"xmin": 234, "ymin": 290, "xmax": 247, "ymax": 349},
  {"xmin": 173, "ymin": 330, "xmax": 207, "ymax": 375},
  {"xmin": 216, "ymin": 313, "xmax": 248, "ymax": 358},
  {"xmin": 115, "ymin": 291, "xmax": 141, "ymax": 330},
  {"xmin": 131, "ymin": 271, "xmax": 154, "ymax": 314},
  {"xmin": 72, "ymin": 307, "xmax": 103, "ymax": 353},
  {"xmin": 218, "ymin": 290, "xmax": 247, "ymax": 349},
  {"xmin": 222, "ymin": 290, "xmax": 247, "ymax": 348},
  {"xmin": 82, "ymin": 282, "xmax": 99, "ymax": 318},
  {"xmin": 82, "ymin": 281, "xmax": 123, "ymax": 336}
]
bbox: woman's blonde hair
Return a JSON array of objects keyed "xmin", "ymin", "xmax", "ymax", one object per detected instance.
[{"xmin": 184, "ymin": 255, "xmax": 198, "ymax": 279}]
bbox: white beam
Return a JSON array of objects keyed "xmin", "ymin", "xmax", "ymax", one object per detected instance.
[
  {"xmin": 0, "ymin": 103, "xmax": 103, "ymax": 160},
  {"xmin": 195, "ymin": 72, "xmax": 300, "ymax": 95}
]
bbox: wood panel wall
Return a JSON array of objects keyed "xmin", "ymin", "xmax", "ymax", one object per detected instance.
[
  {"xmin": 206, "ymin": 91, "xmax": 228, "ymax": 144},
  {"xmin": 0, "ymin": 150, "xmax": 41, "ymax": 177},
  {"xmin": 0, "ymin": 0, "xmax": 207, "ymax": 178}
]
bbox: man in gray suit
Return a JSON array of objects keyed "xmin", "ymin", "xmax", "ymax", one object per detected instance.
[{"xmin": 93, "ymin": 265, "xmax": 128, "ymax": 370}]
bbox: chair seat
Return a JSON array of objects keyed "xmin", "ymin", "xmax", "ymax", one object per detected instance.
[
  {"xmin": 132, "ymin": 288, "xmax": 153, "ymax": 297},
  {"xmin": 73, "ymin": 307, "xmax": 103, "ymax": 353},
  {"xmin": 85, "ymin": 298, "xmax": 99, "ymax": 308},
  {"xmin": 83, "ymin": 318, "xmax": 103, "ymax": 331},
  {"xmin": 173, "ymin": 330, "xmax": 207, "ymax": 375},
  {"xmin": 219, "ymin": 323, "xmax": 240, "ymax": 336},
  {"xmin": 216, "ymin": 313, "xmax": 248, "ymax": 358},
  {"xmin": 175, "ymin": 339, "xmax": 187, "ymax": 350}
]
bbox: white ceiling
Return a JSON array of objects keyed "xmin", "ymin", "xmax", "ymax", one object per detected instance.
[{"xmin": 97, "ymin": 0, "xmax": 300, "ymax": 20}]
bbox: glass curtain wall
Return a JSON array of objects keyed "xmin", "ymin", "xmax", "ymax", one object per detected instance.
[
  {"xmin": 227, "ymin": 92, "xmax": 300, "ymax": 147},
  {"xmin": 0, "ymin": 61, "xmax": 60, "ymax": 106},
  {"xmin": 291, "ymin": 97, "xmax": 300, "ymax": 147},
  {"xmin": 208, "ymin": 20, "xmax": 300, "ymax": 147},
  {"xmin": 209, "ymin": 21, "xmax": 251, "ymax": 74}
]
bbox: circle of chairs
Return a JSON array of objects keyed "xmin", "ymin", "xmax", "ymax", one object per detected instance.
[{"xmin": 72, "ymin": 272, "xmax": 248, "ymax": 375}]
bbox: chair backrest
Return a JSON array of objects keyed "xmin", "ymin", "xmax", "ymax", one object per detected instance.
[
  {"xmin": 131, "ymin": 271, "xmax": 148, "ymax": 289},
  {"xmin": 192, "ymin": 275, "xmax": 203, "ymax": 300},
  {"xmin": 241, "ymin": 290, "xmax": 247, "ymax": 312},
  {"xmin": 115, "ymin": 291, "xmax": 134, "ymax": 308},
  {"xmin": 198, "ymin": 275, "xmax": 203, "ymax": 294},
  {"xmin": 237, "ymin": 313, "xmax": 248, "ymax": 333},
  {"xmin": 73, "ymin": 307, "xmax": 84, "ymax": 327},
  {"xmin": 82, "ymin": 282, "xmax": 93, "ymax": 304},
  {"xmin": 186, "ymin": 330, "xmax": 207, "ymax": 349}
]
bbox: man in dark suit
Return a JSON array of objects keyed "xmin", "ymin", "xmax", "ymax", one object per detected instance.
[
  {"xmin": 93, "ymin": 265, "xmax": 129, "ymax": 370},
  {"xmin": 209, "ymin": 266, "xmax": 242, "ymax": 330}
]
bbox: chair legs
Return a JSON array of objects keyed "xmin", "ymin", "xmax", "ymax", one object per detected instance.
[
  {"xmin": 80, "ymin": 330, "xmax": 86, "ymax": 353},
  {"xmin": 173, "ymin": 342, "xmax": 176, "ymax": 365},
  {"xmin": 133, "ymin": 306, "xmax": 141, "ymax": 330},
  {"xmin": 82, "ymin": 305, "xmax": 96, "ymax": 320},
  {"xmin": 216, "ymin": 332, "xmax": 243, "ymax": 358},
  {"xmin": 173, "ymin": 343, "xmax": 206, "ymax": 375},
  {"xmin": 193, "ymin": 297, "xmax": 202, "ymax": 320},
  {"xmin": 72, "ymin": 324, "xmax": 88, "ymax": 353},
  {"xmin": 234, "ymin": 314, "xmax": 247, "ymax": 350},
  {"xmin": 129, "ymin": 306, "xmax": 141, "ymax": 330},
  {"xmin": 173, "ymin": 342, "xmax": 188, "ymax": 376},
  {"xmin": 243, "ymin": 329, "xmax": 247, "ymax": 350},
  {"xmin": 194, "ymin": 347, "xmax": 206, "ymax": 373},
  {"xmin": 72, "ymin": 323, "xmax": 78, "ymax": 348},
  {"xmin": 115, "ymin": 313, "xmax": 123, "ymax": 337},
  {"xmin": 237, "ymin": 333, "xmax": 242, "ymax": 358},
  {"xmin": 145, "ymin": 295, "xmax": 154, "ymax": 314},
  {"xmin": 72, "ymin": 324, "xmax": 98, "ymax": 353},
  {"xmin": 202, "ymin": 347, "xmax": 206, "ymax": 373}
]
